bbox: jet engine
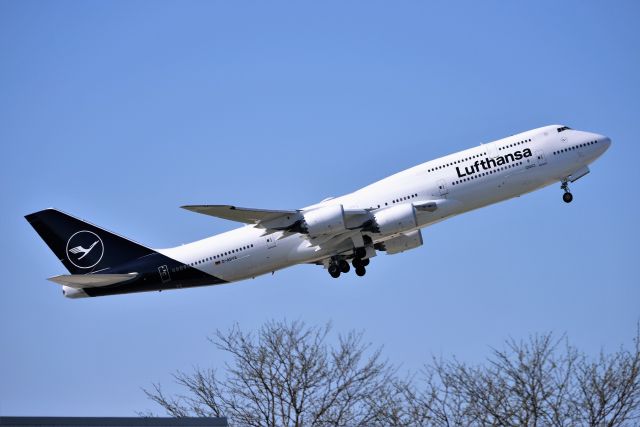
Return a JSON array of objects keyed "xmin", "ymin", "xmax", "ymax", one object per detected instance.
[
  {"xmin": 299, "ymin": 204, "xmax": 347, "ymax": 236},
  {"xmin": 368, "ymin": 203, "xmax": 418, "ymax": 235},
  {"xmin": 377, "ymin": 230, "xmax": 423, "ymax": 254}
]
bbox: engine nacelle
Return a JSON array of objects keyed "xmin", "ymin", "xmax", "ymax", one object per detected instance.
[
  {"xmin": 371, "ymin": 203, "xmax": 418, "ymax": 235},
  {"xmin": 378, "ymin": 230, "xmax": 423, "ymax": 255},
  {"xmin": 302, "ymin": 204, "xmax": 347, "ymax": 236}
]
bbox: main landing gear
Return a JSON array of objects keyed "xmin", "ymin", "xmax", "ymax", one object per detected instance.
[
  {"xmin": 561, "ymin": 180, "xmax": 573, "ymax": 203},
  {"xmin": 327, "ymin": 257, "xmax": 369, "ymax": 278},
  {"xmin": 352, "ymin": 257, "xmax": 369, "ymax": 277},
  {"xmin": 328, "ymin": 263, "xmax": 341, "ymax": 278}
]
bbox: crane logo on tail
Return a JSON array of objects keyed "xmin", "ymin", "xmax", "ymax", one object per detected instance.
[
  {"xmin": 69, "ymin": 241, "xmax": 99, "ymax": 259},
  {"xmin": 66, "ymin": 230, "xmax": 104, "ymax": 269}
]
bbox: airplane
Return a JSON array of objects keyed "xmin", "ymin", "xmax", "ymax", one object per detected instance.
[{"xmin": 25, "ymin": 124, "xmax": 611, "ymax": 298}]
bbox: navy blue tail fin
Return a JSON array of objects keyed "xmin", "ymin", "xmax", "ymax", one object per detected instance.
[{"xmin": 25, "ymin": 208, "xmax": 154, "ymax": 274}]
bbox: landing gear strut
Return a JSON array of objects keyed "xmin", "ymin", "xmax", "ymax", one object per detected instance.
[
  {"xmin": 561, "ymin": 180, "xmax": 573, "ymax": 203},
  {"xmin": 354, "ymin": 247, "xmax": 367, "ymax": 259}
]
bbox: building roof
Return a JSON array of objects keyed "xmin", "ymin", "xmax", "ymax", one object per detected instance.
[{"xmin": 0, "ymin": 417, "xmax": 227, "ymax": 427}]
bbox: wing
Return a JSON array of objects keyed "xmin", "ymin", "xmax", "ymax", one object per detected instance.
[
  {"xmin": 182, "ymin": 201, "xmax": 441, "ymax": 251},
  {"xmin": 181, "ymin": 205, "xmax": 298, "ymax": 227},
  {"xmin": 48, "ymin": 273, "xmax": 139, "ymax": 289}
]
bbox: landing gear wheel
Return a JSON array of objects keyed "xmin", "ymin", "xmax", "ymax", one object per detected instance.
[
  {"xmin": 361, "ymin": 258, "xmax": 370, "ymax": 267},
  {"xmin": 339, "ymin": 260, "xmax": 350, "ymax": 273},
  {"xmin": 563, "ymin": 192, "xmax": 573, "ymax": 203},
  {"xmin": 328, "ymin": 264, "xmax": 341, "ymax": 278},
  {"xmin": 355, "ymin": 247, "xmax": 366, "ymax": 259},
  {"xmin": 352, "ymin": 258, "xmax": 363, "ymax": 268},
  {"xmin": 560, "ymin": 180, "xmax": 573, "ymax": 203},
  {"xmin": 355, "ymin": 266, "xmax": 366, "ymax": 277}
]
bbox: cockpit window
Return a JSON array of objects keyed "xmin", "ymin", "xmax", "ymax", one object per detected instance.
[{"xmin": 557, "ymin": 126, "xmax": 571, "ymax": 133}]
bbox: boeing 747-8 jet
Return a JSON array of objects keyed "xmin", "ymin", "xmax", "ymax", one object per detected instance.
[{"xmin": 26, "ymin": 125, "xmax": 611, "ymax": 298}]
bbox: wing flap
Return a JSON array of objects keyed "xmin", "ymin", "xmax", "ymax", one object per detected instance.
[{"xmin": 48, "ymin": 273, "xmax": 138, "ymax": 289}]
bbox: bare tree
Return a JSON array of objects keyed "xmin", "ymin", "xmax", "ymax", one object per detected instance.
[
  {"xmin": 144, "ymin": 320, "xmax": 404, "ymax": 426},
  {"xmin": 144, "ymin": 322, "xmax": 640, "ymax": 427},
  {"xmin": 406, "ymin": 331, "xmax": 640, "ymax": 427},
  {"xmin": 574, "ymin": 340, "xmax": 640, "ymax": 426}
]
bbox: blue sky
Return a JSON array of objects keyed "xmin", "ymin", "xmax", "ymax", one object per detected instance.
[{"xmin": 1, "ymin": 0, "xmax": 639, "ymax": 416}]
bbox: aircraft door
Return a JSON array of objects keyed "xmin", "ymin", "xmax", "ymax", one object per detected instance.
[
  {"xmin": 437, "ymin": 179, "xmax": 448, "ymax": 196},
  {"xmin": 265, "ymin": 235, "xmax": 277, "ymax": 249},
  {"xmin": 485, "ymin": 141, "xmax": 498, "ymax": 158},
  {"xmin": 260, "ymin": 234, "xmax": 279, "ymax": 275},
  {"xmin": 535, "ymin": 150, "xmax": 547, "ymax": 166},
  {"xmin": 158, "ymin": 265, "xmax": 171, "ymax": 283}
]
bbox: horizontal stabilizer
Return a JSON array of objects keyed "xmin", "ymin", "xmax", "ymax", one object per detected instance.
[
  {"xmin": 182, "ymin": 205, "xmax": 298, "ymax": 225},
  {"xmin": 48, "ymin": 273, "xmax": 138, "ymax": 289}
]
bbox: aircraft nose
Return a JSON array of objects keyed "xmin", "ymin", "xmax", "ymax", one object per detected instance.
[{"xmin": 601, "ymin": 136, "xmax": 612, "ymax": 150}]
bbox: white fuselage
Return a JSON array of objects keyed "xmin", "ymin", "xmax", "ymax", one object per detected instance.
[{"xmin": 158, "ymin": 125, "xmax": 611, "ymax": 283}]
